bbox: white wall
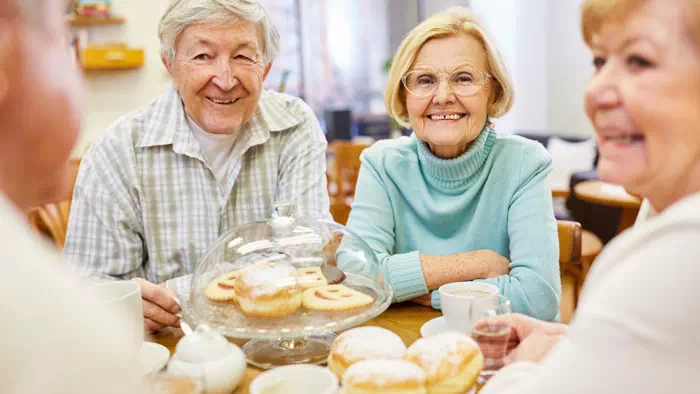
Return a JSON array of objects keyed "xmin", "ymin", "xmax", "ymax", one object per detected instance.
[
  {"xmin": 546, "ymin": 0, "xmax": 594, "ymax": 137},
  {"xmin": 73, "ymin": 0, "xmax": 172, "ymax": 157},
  {"xmin": 472, "ymin": 0, "xmax": 593, "ymax": 137}
]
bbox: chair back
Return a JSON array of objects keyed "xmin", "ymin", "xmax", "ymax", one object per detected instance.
[
  {"xmin": 330, "ymin": 201, "xmax": 352, "ymax": 226},
  {"xmin": 557, "ymin": 220, "xmax": 582, "ymax": 265},
  {"xmin": 28, "ymin": 158, "xmax": 81, "ymax": 251},
  {"xmin": 557, "ymin": 220, "xmax": 583, "ymax": 323},
  {"xmin": 330, "ymin": 141, "xmax": 370, "ymax": 202}
]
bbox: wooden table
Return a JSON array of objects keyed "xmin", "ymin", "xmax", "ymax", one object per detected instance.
[
  {"xmin": 573, "ymin": 180, "xmax": 642, "ymax": 234},
  {"xmin": 148, "ymin": 303, "xmax": 442, "ymax": 394}
]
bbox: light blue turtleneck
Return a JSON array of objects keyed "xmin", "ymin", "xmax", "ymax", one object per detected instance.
[{"xmin": 345, "ymin": 126, "xmax": 561, "ymax": 321}]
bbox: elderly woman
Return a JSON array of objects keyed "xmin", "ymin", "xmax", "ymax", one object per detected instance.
[
  {"xmin": 345, "ymin": 8, "xmax": 560, "ymax": 320},
  {"xmin": 481, "ymin": 0, "xmax": 700, "ymax": 392},
  {"xmin": 65, "ymin": 0, "xmax": 329, "ymax": 331}
]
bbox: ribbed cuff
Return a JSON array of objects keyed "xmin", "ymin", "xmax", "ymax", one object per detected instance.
[
  {"xmin": 431, "ymin": 290, "xmax": 441, "ymax": 310},
  {"xmin": 386, "ymin": 251, "xmax": 429, "ymax": 302}
]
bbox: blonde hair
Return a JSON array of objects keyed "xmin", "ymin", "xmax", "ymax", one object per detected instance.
[
  {"xmin": 385, "ymin": 7, "xmax": 514, "ymax": 128},
  {"xmin": 582, "ymin": 0, "xmax": 700, "ymax": 46}
]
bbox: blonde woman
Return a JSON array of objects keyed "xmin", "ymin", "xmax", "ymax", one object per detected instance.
[
  {"xmin": 345, "ymin": 8, "xmax": 560, "ymax": 320},
  {"xmin": 482, "ymin": 0, "xmax": 700, "ymax": 392}
]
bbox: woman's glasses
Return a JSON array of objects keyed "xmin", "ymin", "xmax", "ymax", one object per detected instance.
[{"xmin": 402, "ymin": 65, "xmax": 491, "ymax": 98}]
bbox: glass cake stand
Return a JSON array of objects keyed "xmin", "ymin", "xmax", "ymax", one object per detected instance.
[{"xmin": 179, "ymin": 203, "xmax": 393, "ymax": 369}]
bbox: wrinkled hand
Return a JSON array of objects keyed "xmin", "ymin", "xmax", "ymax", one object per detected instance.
[
  {"xmin": 505, "ymin": 332, "xmax": 563, "ymax": 364},
  {"xmin": 410, "ymin": 293, "xmax": 433, "ymax": 307},
  {"xmin": 482, "ymin": 313, "xmax": 567, "ymax": 354},
  {"xmin": 478, "ymin": 249, "xmax": 511, "ymax": 277},
  {"xmin": 132, "ymin": 278, "xmax": 181, "ymax": 332}
]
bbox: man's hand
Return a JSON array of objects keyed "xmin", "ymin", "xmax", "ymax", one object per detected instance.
[{"xmin": 132, "ymin": 278, "xmax": 181, "ymax": 332}]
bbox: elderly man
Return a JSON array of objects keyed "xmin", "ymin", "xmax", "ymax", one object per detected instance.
[
  {"xmin": 0, "ymin": 0, "xmax": 144, "ymax": 393},
  {"xmin": 65, "ymin": 0, "xmax": 331, "ymax": 331}
]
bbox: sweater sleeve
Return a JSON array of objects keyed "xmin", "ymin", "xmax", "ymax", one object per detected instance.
[
  {"xmin": 343, "ymin": 150, "xmax": 429, "ymax": 302},
  {"xmin": 481, "ymin": 143, "xmax": 561, "ymax": 320},
  {"xmin": 480, "ymin": 225, "xmax": 700, "ymax": 394}
]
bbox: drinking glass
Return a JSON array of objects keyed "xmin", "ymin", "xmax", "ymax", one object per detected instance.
[{"xmin": 469, "ymin": 294, "xmax": 512, "ymax": 384}]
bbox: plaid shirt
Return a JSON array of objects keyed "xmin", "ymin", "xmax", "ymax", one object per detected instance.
[{"xmin": 64, "ymin": 86, "xmax": 330, "ymax": 283}]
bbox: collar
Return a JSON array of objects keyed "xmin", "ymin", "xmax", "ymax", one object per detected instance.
[
  {"xmin": 416, "ymin": 123, "xmax": 496, "ymax": 190},
  {"xmin": 136, "ymin": 85, "xmax": 305, "ymax": 159}
]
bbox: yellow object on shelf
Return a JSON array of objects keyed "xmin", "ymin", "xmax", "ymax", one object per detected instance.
[
  {"xmin": 81, "ymin": 45, "xmax": 144, "ymax": 70},
  {"xmin": 68, "ymin": 15, "xmax": 125, "ymax": 26}
]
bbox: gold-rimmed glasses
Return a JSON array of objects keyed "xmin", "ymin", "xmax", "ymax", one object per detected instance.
[{"xmin": 402, "ymin": 64, "xmax": 491, "ymax": 98}]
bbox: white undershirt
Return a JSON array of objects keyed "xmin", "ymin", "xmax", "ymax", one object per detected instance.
[{"xmin": 187, "ymin": 116, "xmax": 239, "ymax": 184}]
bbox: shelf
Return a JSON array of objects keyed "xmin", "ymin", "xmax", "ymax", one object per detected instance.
[{"xmin": 68, "ymin": 16, "xmax": 125, "ymax": 26}]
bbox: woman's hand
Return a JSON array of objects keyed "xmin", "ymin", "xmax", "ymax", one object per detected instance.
[
  {"xmin": 476, "ymin": 249, "xmax": 511, "ymax": 278},
  {"xmin": 410, "ymin": 293, "xmax": 433, "ymax": 307},
  {"xmin": 505, "ymin": 332, "xmax": 564, "ymax": 364},
  {"xmin": 482, "ymin": 313, "xmax": 567, "ymax": 354}
]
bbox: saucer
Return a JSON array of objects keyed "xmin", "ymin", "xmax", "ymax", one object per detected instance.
[
  {"xmin": 141, "ymin": 342, "xmax": 171, "ymax": 375},
  {"xmin": 420, "ymin": 316, "xmax": 467, "ymax": 337}
]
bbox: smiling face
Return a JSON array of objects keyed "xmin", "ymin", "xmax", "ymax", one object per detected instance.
[
  {"xmin": 164, "ymin": 18, "xmax": 272, "ymax": 135},
  {"xmin": 405, "ymin": 33, "xmax": 491, "ymax": 159},
  {"xmin": 584, "ymin": 0, "xmax": 700, "ymax": 210}
]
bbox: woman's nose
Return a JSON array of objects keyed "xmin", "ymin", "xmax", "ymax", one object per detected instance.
[
  {"xmin": 585, "ymin": 64, "xmax": 621, "ymax": 110},
  {"xmin": 432, "ymin": 79, "xmax": 456, "ymax": 105}
]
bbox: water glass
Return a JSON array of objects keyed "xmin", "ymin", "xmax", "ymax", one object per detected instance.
[{"xmin": 469, "ymin": 294, "xmax": 512, "ymax": 384}]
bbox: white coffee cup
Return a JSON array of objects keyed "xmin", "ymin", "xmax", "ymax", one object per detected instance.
[
  {"xmin": 91, "ymin": 280, "xmax": 144, "ymax": 348},
  {"xmin": 249, "ymin": 365, "xmax": 339, "ymax": 394},
  {"xmin": 439, "ymin": 282, "xmax": 499, "ymax": 333}
]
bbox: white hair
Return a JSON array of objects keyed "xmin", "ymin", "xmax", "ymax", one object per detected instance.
[{"xmin": 158, "ymin": 0, "xmax": 280, "ymax": 64}]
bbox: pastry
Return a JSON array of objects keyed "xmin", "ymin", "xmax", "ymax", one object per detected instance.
[
  {"xmin": 342, "ymin": 359, "xmax": 427, "ymax": 394},
  {"xmin": 301, "ymin": 284, "xmax": 374, "ymax": 311},
  {"xmin": 328, "ymin": 326, "xmax": 406, "ymax": 379},
  {"xmin": 403, "ymin": 332, "xmax": 484, "ymax": 394},
  {"xmin": 234, "ymin": 262, "xmax": 302, "ymax": 318},
  {"xmin": 204, "ymin": 270, "xmax": 240, "ymax": 302},
  {"xmin": 296, "ymin": 267, "xmax": 328, "ymax": 289}
]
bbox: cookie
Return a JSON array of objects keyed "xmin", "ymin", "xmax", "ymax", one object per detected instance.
[
  {"xmin": 296, "ymin": 267, "xmax": 328, "ymax": 289},
  {"xmin": 302, "ymin": 284, "xmax": 374, "ymax": 311},
  {"xmin": 204, "ymin": 270, "xmax": 240, "ymax": 302}
]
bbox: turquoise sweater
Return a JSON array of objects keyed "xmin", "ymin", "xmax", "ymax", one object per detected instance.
[{"xmin": 345, "ymin": 126, "xmax": 561, "ymax": 321}]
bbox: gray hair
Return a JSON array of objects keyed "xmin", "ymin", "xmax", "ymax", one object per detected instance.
[{"xmin": 158, "ymin": 0, "xmax": 280, "ymax": 64}]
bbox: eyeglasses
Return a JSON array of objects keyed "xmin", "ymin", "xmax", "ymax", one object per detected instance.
[{"xmin": 402, "ymin": 65, "xmax": 491, "ymax": 98}]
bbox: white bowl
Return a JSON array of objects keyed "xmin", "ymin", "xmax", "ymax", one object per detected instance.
[{"xmin": 249, "ymin": 365, "xmax": 339, "ymax": 394}]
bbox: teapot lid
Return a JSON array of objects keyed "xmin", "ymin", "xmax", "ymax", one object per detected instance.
[{"xmin": 174, "ymin": 324, "xmax": 231, "ymax": 363}]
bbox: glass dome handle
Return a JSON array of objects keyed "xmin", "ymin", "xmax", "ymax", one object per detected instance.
[{"xmin": 272, "ymin": 201, "xmax": 296, "ymax": 219}]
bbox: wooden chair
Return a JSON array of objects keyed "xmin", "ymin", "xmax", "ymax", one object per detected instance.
[
  {"xmin": 557, "ymin": 220, "xmax": 583, "ymax": 323},
  {"xmin": 330, "ymin": 201, "xmax": 352, "ymax": 226},
  {"xmin": 28, "ymin": 158, "xmax": 81, "ymax": 251},
  {"xmin": 329, "ymin": 141, "xmax": 371, "ymax": 203}
]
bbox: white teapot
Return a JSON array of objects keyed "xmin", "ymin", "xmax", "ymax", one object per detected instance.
[{"xmin": 167, "ymin": 324, "xmax": 247, "ymax": 393}]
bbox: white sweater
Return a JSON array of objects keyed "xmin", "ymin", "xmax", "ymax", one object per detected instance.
[
  {"xmin": 0, "ymin": 194, "xmax": 146, "ymax": 394},
  {"xmin": 482, "ymin": 191, "xmax": 700, "ymax": 394}
]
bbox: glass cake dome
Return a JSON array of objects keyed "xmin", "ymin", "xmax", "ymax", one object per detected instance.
[{"xmin": 179, "ymin": 202, "xmax": 393, "ymax": 368}]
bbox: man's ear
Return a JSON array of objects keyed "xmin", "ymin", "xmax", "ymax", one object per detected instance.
[
  {"xmin": 162, "ymin": 54, "xmax": 174, "ymax": 77},
  {"xmin": 262, "ymin": 61, "xmax": 274, "ymax": 82}
]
